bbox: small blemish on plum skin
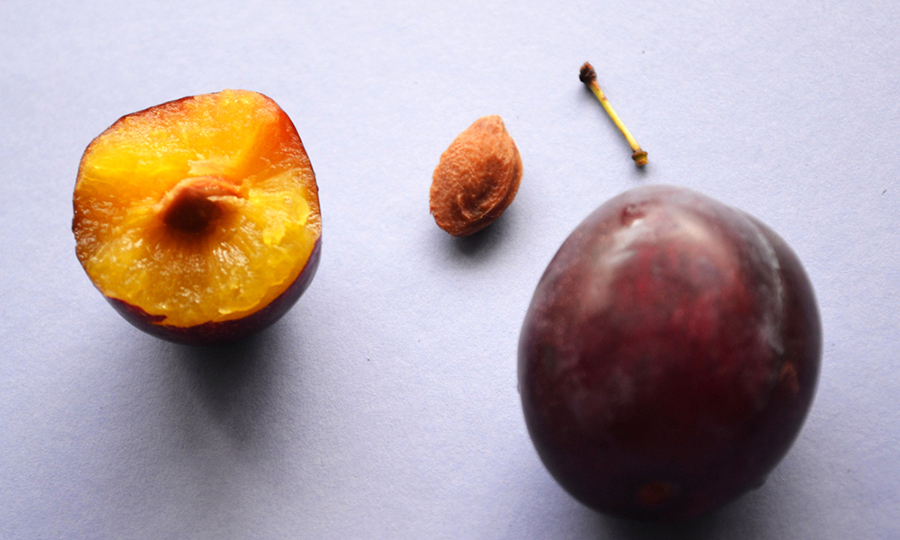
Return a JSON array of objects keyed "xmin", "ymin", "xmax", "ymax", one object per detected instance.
[
  {"xmin": 621, "ymin": 204, "xmax": 645, "ymax": 227},
  {"xmin": 636, "ymin": 481, "xmax": 678, "ymax": 506},
  {"xmin": 779, "ymin": 362, "xmax": 800, "ymax": 395},
  {"xmin": 541, "ymin": 345, "xmax": 557, "ymax": 374}
]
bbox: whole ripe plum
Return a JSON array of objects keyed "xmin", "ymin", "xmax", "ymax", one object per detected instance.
[{"xmin": 518, "ymin": 185, "xmax": 821, "ymax": 521}]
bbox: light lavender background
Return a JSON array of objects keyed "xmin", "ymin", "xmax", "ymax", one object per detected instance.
[{"xmin": 1, "ymin": 1, "xmax": 898, "ymax": 538}]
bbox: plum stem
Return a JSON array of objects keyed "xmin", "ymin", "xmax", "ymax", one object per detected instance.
[{"xmin": 579, "ymin": 62, "xmax": 648, "ymax": 167}]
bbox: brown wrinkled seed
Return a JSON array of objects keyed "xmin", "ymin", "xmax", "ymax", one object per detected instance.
[{"xmin": 430, "ymin": 115, "xmax": 523, "ymax": 236}]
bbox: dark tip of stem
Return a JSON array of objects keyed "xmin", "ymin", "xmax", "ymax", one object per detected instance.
[{"xmin": 579, "ymin": 62, "xmax": 597, "ymax": 85}]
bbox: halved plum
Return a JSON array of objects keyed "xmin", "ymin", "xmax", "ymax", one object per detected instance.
[{"xmin": 73, "ymin": 90, "xmax": 321, "ymax": 345}]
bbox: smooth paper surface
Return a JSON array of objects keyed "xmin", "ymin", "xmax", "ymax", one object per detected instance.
[{"xmin": 1, "ymin": 1, "xmax": 898, "ymax": 538}]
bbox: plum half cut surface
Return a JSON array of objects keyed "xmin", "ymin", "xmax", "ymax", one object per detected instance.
[
  {"xmin": 518, "ymin": 185, "xmax": 821, "ymax": 521},
  {"xmin": 73, "ymin": 90, "xmax": 321, "ymax": 345}
]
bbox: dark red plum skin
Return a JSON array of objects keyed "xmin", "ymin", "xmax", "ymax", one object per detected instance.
[
  {"xmin": 106, "ymin": 238, "xmax": 321, "ymax": 346},
  {"xmin": 518, "ymin": 185, "xmax": 821, "ymax": 522}
]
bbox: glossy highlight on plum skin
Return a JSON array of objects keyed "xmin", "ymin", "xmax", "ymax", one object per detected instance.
[{"xmin": 518, "ymin": 185, "xmax": 821, "ymax": 521}]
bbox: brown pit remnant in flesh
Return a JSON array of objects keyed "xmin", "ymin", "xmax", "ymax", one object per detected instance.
[
  {"xmin": 157, "ymin": 176, "xmax": 243, "ymax": 235},
  {"xmin": 429, "ymin": 115, "xmax": 523, "ymax": 236}
]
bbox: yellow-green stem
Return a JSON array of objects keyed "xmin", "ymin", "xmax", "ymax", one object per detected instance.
[{"xmin": 579, "ymin": 62, "xmax": 647, "ymax": 167}]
